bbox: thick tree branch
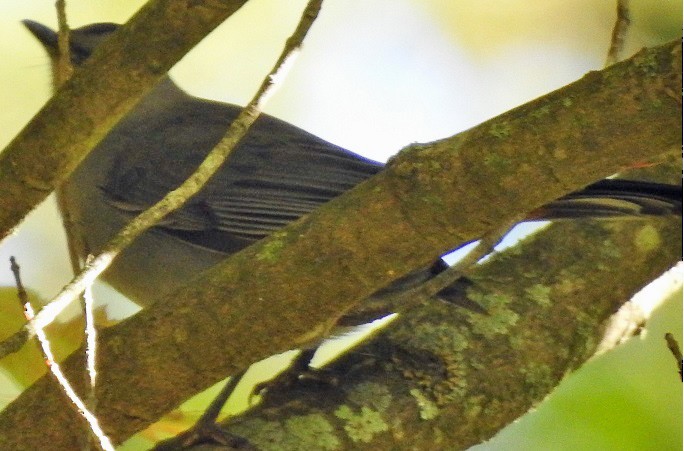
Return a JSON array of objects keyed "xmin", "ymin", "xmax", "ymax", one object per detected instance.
[
  {"xmin": 223, "ymin": 215, "xmax": 681, "ymax": 450},
  {"xmin": 0, "ymin": 41, "xmax": 680, "ymax": 448},
  {"xmin": 0, "ymin": 0, "xmax": 249, "ymax": 240}
]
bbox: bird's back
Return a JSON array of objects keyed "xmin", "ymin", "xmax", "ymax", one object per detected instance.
[{"xmin": 66, "ymin": 78, "xmax": 382, "ymax": 304}]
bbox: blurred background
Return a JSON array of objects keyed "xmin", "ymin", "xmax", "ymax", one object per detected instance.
[{"xmin": 0, "ymin": 0, "xmax": 681, "ymax": 449}]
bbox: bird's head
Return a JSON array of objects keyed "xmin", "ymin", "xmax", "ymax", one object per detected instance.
[{"xmin": 22, "ymin": 20, "xmax": 119, "ymax": 66}]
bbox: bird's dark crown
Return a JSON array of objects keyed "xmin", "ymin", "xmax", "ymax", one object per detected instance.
[{"xmin": 23, "ymin": 20, "xmax": 120, "ymax": 65}]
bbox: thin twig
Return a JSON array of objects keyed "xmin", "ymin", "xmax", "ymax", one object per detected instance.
[
  {"xmin": 605, "ymin": 0, "xmax": 631, "ymax": 66},
  {"xmin": 54, "ymin": 0, "xmax": 73, "ymax": 85},
  {"xmin": 81, "ymin": 279, "xmax": 97, "ymax": 451},
  {"xmin": 52, "ymin": 0, "xmax": 89, "ymax": 278},
  {"xmin": 30, "ymin": 0, "xmax": 324, "ymax": 331},
  {"xmin": 10, "ymin": 257, "xmax": 29, "ymax": 308},
  {"xmin": 665, "ymin": 333, "xmax": 683, "ymax": 381},
  {"xmin": 339, "ymin": 217, "xmax": 521, "ymax": 325},
  {"xmin": 83, "ymin": 267, "xmax": 98, "ymax": 397},
  {"xmin": 54, "ymin": 8, "xmax": 99, "ymax": 447},
  {"xmin": 10, "ymin": 257, "xmax": 114, "ymax": 451},
  {"xmin": 53, "ymin": 0, "xmax": 83, "ymax": 276},
  {"xmin": 406, "ymin": 218, "xmax": 519, "ymax": 300}
]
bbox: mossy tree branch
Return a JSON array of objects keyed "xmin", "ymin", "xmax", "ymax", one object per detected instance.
[
  {"xmin": 222, "ymin": 216, "xmax": 681, "ymax": 450},
  {"xmin": 0, "ymin": 40, "xmax": 680, "ymax": 448}
]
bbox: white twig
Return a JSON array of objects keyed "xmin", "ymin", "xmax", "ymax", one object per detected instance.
[
  {"xmin": 10, "ymin": 257, "xmax": 114, "ymax": 451},
  {"xmin": 83, "ymin": 274, "xmax": 98, "ymax": 390}
]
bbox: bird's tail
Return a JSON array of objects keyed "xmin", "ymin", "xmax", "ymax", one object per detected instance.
[{"xmin": 529, "ymin": 179, "xmax": 682, "ymax": 220}]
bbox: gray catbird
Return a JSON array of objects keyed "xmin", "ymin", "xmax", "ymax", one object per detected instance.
[{"xmin": 23, "ymin": 21, "xmax": 682, "ymax": 309}]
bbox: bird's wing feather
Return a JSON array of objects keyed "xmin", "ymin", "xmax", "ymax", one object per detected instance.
[
  {"xmin": 98, "ymin": 99, "xmax": 382, "ymax": 252},
  {"xmin": 538, "ymin": 179, "xmax": 682, "ymax": 218}
]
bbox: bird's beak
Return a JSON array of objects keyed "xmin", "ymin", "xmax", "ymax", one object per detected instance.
[{"xmin": 22, "ymin": 20, "xmax": 58, "ymax": 53}]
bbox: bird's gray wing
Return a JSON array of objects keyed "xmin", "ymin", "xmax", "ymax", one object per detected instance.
[
  {"xmin": 205, "ymin": 120, "xmax": 383, "ymax": 240},
  {"xmin": 99, "ymin": 98, "xmax": 383, "ymax": 253}
]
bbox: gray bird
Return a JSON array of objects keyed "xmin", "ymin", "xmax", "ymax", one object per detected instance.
[
  {"xmin": 24, "ymin": 21, "xmax": 387, "ymax": 307},
  {"xmin": 23, "ymin": 20, "xmax": 681, "ymax": 310}
]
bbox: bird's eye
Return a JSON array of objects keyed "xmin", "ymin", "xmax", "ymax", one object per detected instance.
[{"xmin": 69, "ymin": 45, "xmax": 91, "ymax": 65}]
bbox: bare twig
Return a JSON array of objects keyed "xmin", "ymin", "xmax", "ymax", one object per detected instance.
[
  {"xmin": 30, "ymin": 0, "xmax": 324, "ymax": 330},
  {"xmin": 83, "ymin": 270, "xmax": 98, "ymax": 395},
  {"xmin": 81, "ymin": 280, "xmax": 98, "ymax": 451},
  {"xmin": 54, "ymin": 0, "xmax": 73, "ymax": 85},
  {"xmin": 606, "ymin": 0, "xmax": 631, "ymax": 66},
  {"xmin": 342, "ymin": 218, "xmax": 521, "ymax": 324},
  {"xmin": 10, "ymin": 257, "xmax": 114, "ymax": 451},
  {"xmin": 10, "ymin": 257, "xmax": 29, "ymax": 308},
  {"xmin": 51, "ymin": 1, "xmax": 91, "ymax": 283},
  {"xmin": 665, "ymin": 333, "xmax": 683, "ymax": 381},
  {"xmin": 53, "ymin": 3, "xmax": 88, "ymax": 277},
  {"xmin": 407, "ymin": 218, "xmax": 519, "ymax": 300},
  {"xmin": 53, "ymin": 9, "xmax": 99, "ymax": 447}
]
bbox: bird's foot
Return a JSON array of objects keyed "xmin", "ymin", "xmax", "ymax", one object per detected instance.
[
  {"xmin": 153, "ymin": 421, "xmax": 255, "ymax": 450},
  {"xmin": 153, "ymin": 372, "xmax": 256, "ymax": 450}
]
